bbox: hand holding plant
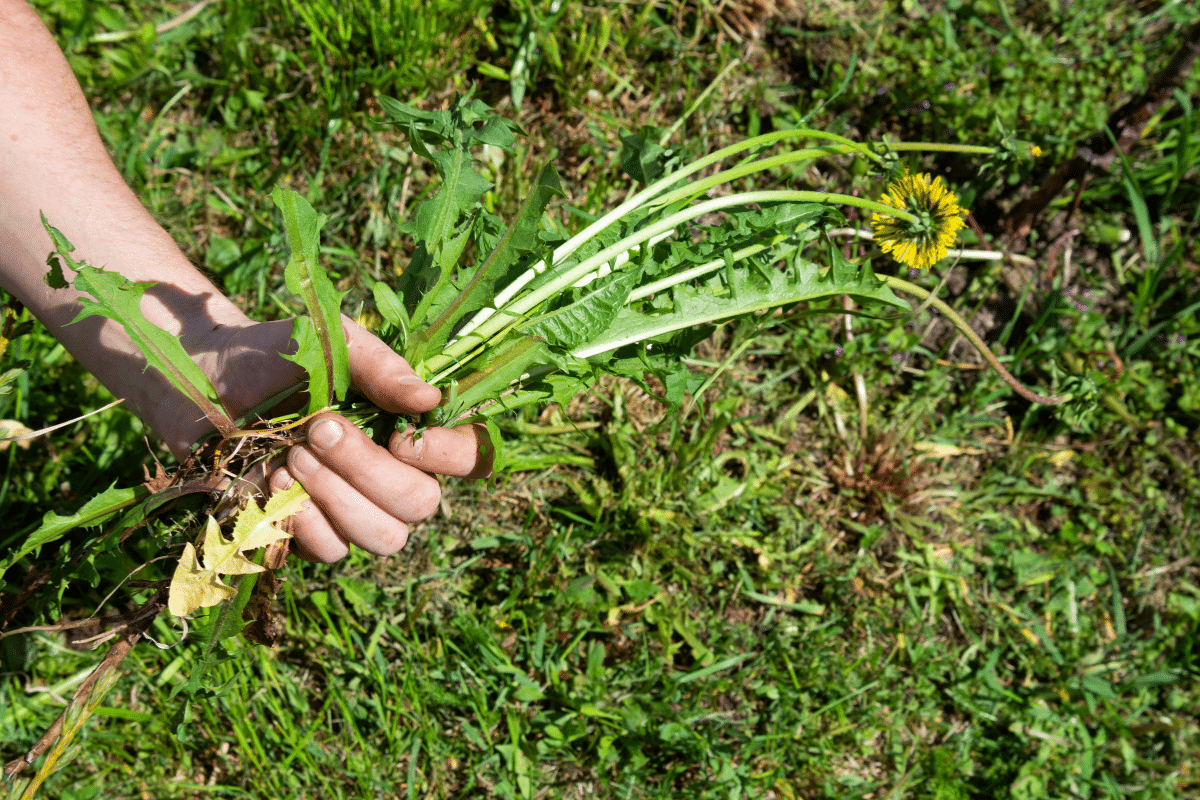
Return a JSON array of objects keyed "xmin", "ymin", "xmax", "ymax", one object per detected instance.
[
  {"xmin": 265, "ymin": 322, "xmax": 492, "ymax": 564},
  {"xmin": 0, "ymin": 0, "xmax": 489, "ymax": 577},
  {"xmin": 154, "ymin": 313, "xmax": 491, "ymax": 563}
]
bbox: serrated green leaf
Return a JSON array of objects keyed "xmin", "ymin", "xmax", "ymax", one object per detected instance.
[
  {"xmin": 620, "ymin": 127, "xmax": 669, "ymax": 184},
  {"xmin": 662, "ymin": 364, "xmax": 706, "ymax": 406},
  {"xmin": 401, "ymin": 157, "xmax": 490, "ymax": 344},
  {"xmin": 378, "ymin": 96, "xmax": 436, "ymax": 126},
  {"xmin": 421, "ymin": 166, "xmax": 562, "ymax": 356},
  {"xmin": 43, "ymin": 218, "xmax": 236, "ymax": 436},
  {"xmin": 272, "ymin": 187, "xmax": 350, "ymax": 414},
  {"xmin": 0, "ymin": 483, "xmax": 146, "ymax": 582},
  {"xmin": 380, "ymin": 93, "xmax": 517, "ymax": 153},
  {"xmin": 283, "ymin": 317, "xmax": 328, "ymax": 414},
  {"xmin": 574, "ymin": 257, "xmax": 904, "ymax": 359},
  {"xmin": 414, "ymin": 150, "xmax": 489, "ymax": 269},
  {"xmin": 524, "ymin": 267, "xmax": 638, "ymax": 350},
  {"xmin": 471, "ymin": 115, "xmax": 518, "ymax": 149}
]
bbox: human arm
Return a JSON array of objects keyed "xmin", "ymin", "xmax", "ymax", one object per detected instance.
[{"xmin": 0, "ymin": 0, "xmax": 489, "ymax": 562}]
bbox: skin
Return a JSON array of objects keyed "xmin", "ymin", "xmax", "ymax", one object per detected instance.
[{"xmin": 0, "ymin": 0, "xmax": 490, "ymax": 563}]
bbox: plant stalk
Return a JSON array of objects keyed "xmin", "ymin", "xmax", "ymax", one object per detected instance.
[{"xmin": 883, "ymin": 275, "xmax": 1067, "ymax": 405}]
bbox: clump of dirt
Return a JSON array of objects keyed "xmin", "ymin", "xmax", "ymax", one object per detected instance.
[{"xmin": 828, "ymin": 431, "xmax": 932, "ymax": 525}]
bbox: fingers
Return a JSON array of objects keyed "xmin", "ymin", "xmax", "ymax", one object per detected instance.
[
  {"xmin": 260, "ymin": 323, "xmax": 495, "ymax": 564},
  {"xmin": 270, "ymin": 412, "xmax": 442, "ymax": 562},
  {"xmin": 342, "ymin": 318, "xmax": 442, "ymax": 415},
  {"xmin": 269, "ymin": 469, "xmax": 350, "ymax": 563},
  {"xmin": 389, "ymin": 423, "xmax": 494, "ymax": 480}
]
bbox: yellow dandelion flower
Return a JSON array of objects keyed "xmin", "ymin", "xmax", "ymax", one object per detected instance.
[{"xmin": 871, "ymin": 173, "xmax": 967, "ymax": 270}]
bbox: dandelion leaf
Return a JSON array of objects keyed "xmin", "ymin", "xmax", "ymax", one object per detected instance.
[
  {"xmin": 231, "ymin": 480, "xmax": 308, "ymax": 551},
  {"xmin": 168, "ymin": 539, "xmax": 237, "ymax": 617},
  {"xmin": 283, "ymin": 317, "xmax": 329, "ymax": 415},
  {"xmin": 422, "ymin": 165, "xmax": 562, "ymax": 355},
  {"xmin": 168, "ymin": 483, "xmax": 306, "ymax": 617},
  {"xmin": 273, "ymin": 187, "xmax": 350, "ymax": 413},
  {"xmin": 0, "ymin": 483, "xmax": 146, "ymax": 583},
  {"xmin": 579, "ymin": 256, "xmax": 905, "ymax": 358},
  {"xmin": 41, "ymin": 217, "xmax": 235, "ymax": 435},
  {"xmin": 524, "ymin": 267, "xmax": 640, "ymax": 351}
]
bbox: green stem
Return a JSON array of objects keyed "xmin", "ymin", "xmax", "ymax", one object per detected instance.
[
  {"xmin": 887, "ymin": 142, "xmax": 996, "ymax": 155},
  {"xmin": 883, "ymin": 275, "xmax": 1066, "ymax": 405}
]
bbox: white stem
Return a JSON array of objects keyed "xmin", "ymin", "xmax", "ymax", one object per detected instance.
[
  {"xmin": 452, "ymin": 131, "xmax": 872, "ymax": 342},
  {"xmin": 828, "ymin": 228, "xmax": 1002, "ymax": 262}
]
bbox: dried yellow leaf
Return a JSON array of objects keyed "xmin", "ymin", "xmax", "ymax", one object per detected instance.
[
  {"xmin": 0, "ymin": 419, "xmax": 33, "ymax": 451},
  {"xmin": 168, "ymin": 538, "xmax": 237, "ymax": 616},
  {"xmin": 167, "ymin": 482, "xmax": 307, "ymax": 617},
  {"xmin": 231, "ymin": 480, "xmax": 308, "ymax": 551}
]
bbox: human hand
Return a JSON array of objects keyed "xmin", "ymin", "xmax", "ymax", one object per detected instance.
[
  {"xmin": 0, "ymin": 0, "xmax": 490, "ymax": 562},
  {"xmin": 187, "ymin": 317, "xmax": 492, "ymax": 563}
]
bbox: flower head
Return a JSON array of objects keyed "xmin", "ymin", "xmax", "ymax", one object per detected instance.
[{"xmin": 871, "ymin": 173, "xmax": 967, "ymax": 270}]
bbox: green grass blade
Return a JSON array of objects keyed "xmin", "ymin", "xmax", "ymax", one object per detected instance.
[
  {"xmin": 674, "ymin": 651, "xmax": 756, "ymax": 685},
  {"xmin": 0, "ymin": 483, "xmax": 146, "ymax": 583}
]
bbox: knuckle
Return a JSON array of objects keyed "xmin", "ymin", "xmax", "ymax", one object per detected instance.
[{"xmin": 387, "ymin": 429, "xmax": 422, "ymax": 459}]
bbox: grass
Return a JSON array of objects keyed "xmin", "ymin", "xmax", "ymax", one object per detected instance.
[{"xmin": 3, "ymin": 0, "xmax": 1199, "ymax": 797}]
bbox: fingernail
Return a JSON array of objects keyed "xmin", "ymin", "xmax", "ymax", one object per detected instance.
[
  {"xmin": 271, "ymin": 470, "xmax": 294, "ymax": 491},
  {"xmin": 308, "ymin": 418, "xmax": 343, "ymax": 451},
  {"xmin": 398, "ymin": 375, "xmax": 429, "ymax": 390},
  {"xmin": 292, "ymin": 446, "xmax": 320, "ymax": 476}
]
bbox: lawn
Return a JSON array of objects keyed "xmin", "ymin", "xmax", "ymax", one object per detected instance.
[{"xmin": 2, "ymin": 1, "xmax": 1199, "ymax": 798}]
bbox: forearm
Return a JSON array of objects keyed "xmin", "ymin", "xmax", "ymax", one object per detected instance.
[{"xmin": 0, "ymin": 0, "xmax": 255, "ymax": 452}]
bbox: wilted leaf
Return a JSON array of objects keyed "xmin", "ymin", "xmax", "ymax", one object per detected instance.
[
  {"xmin": 168, "ymin": 483, "xmax": 306, "ymax": 617},
  {"xmin": 231, "ymin": 480, "xmax": 309, "ymax": 550},
  {"xmin": 168, "ymin": 538, "xmax": 238, "ymax": 616},
  {"xmin": 0, "ymin": 419, "xmax": 33, "ymax": 450}
]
